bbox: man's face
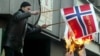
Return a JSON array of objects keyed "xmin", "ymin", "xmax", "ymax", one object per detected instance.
[{"xmin": 22, "ymin": 6, "xmax": 31, "ymax": 12}]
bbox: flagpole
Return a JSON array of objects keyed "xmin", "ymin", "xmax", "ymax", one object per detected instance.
[
  {"xmin": 46, "ymin": 21, "xmax": 65, "ymax": 27},
  {"xmin": 41, "ymin": 9, "xmax": 60, "ymax": 13}
]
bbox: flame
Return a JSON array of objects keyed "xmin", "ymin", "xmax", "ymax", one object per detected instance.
[
  {"xmin": 78, "ymin": 47, "xmax": 86, "ymax": 56},
  {"xmin": 64, "ymin": 32, "xmax": 92, "ymax": 56},
  {"xmin": 69, "ymin": 41, "xmax": 75, "ymax": 53},
  {"xmin": 65, "ymin": 37, "xmax": 92, "ymax": 51},
  {"xmin": 64, "ymin": 28, "xmax": 93, "ymax": 56},
  {"xmin": 78, "ymin": 49, "xmax": 84, "ymax": 56},
  {"xmin": 74, "ymin": 39, "xmax": 84, "ymax": 45}
]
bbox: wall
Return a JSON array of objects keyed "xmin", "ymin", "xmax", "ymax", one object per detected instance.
[
  {"xmin": 0, "ymin": 0, "xmax": 10, "ymax": 13},
  {"xmin": 50, "ymin": 40, "xmax": 65, "ymax": 56}
]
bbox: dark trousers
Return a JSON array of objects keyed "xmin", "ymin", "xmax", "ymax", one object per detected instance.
[{"xmin": 4, "ymin": 46, "xmax": 23, "ymax": 56}]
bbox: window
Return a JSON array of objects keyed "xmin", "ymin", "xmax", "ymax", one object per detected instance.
[{"xmin": 38, "ymin": 0, "xmax": 61, "ymax": 40}]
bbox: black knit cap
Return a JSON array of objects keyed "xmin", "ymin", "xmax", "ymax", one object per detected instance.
[{"xmin": 20, "ymin": 1, "xmax": 31, "ymax": 8}]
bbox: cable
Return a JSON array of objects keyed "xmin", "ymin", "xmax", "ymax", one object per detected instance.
[
  {"xmin": 34, "ymin": 0, "xmax": 41, "ymax": 26},
  {"xmin": 86, "ymin": 0, "xmax": 100, "ymax": 13}
]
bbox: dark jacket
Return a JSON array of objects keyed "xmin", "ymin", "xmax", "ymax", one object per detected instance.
[{"xmin": 3, "ymin": 9, "xmax": 41, "ymax": 51}]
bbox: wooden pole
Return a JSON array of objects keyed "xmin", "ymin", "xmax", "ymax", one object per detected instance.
[
  {"xmin": 41, "ymin": 9, "xmax": 60, "ymax": 13},
  {"xmin": 46, "ymin": 21, "xmax": 65, "ymax": 27}
]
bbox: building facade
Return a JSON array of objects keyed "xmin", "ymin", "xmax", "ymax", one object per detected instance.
[{"xmin": 0, "ymin": 0, "xmax": 100, "ymax": 56}]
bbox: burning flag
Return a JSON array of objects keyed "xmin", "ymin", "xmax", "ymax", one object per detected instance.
[
  {"xmin": 64, "ymin": 25, "xmax": 92, "ymax": 56},
  {"xmin": 61, "ymin": 4, "xmax": 98, "ymax": 39},
  {"xmin": 61, "ymin": 4, "xmax": 98, "ymax": 55}
]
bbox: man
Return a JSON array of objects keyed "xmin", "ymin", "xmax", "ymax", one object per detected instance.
[{"xmin": 2, "ymin": 1, "xmax": 47, "ymax": 56}]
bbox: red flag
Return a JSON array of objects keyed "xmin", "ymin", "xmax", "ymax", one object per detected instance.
[
  {"xmin": 66, "ymin": 26, "xmax": 93, "ymax": 44},
  {"xmin": 61, "ymin": 4, "xmax": 98, "ymax": 39}
]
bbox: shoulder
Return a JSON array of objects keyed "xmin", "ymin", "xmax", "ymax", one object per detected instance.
[{"xmin": 13, "ymin": 11, "xmax": 23, "ymax": 16}]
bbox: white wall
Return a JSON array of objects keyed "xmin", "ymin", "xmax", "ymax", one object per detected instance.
[{"xmin": 0, "ymin": 0, "xmax": 10, "ymax": 13}]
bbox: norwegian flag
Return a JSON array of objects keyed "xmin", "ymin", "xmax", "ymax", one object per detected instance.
[
  {"xmin": 64, "ymin": 25, "xmax": 93, "ymax": 44},
  {"xmin": 61, "ymin": 4, "xmax": 98, "ymax": 39}
]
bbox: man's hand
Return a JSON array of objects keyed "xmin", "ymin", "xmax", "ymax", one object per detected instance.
[
  {"xmin": 41, "ymin": 24, "xmax": 48, "ymax": 29},
  {"xmin": 30, "ymin": 10, "xmax": 40, "ymax": 15}
]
